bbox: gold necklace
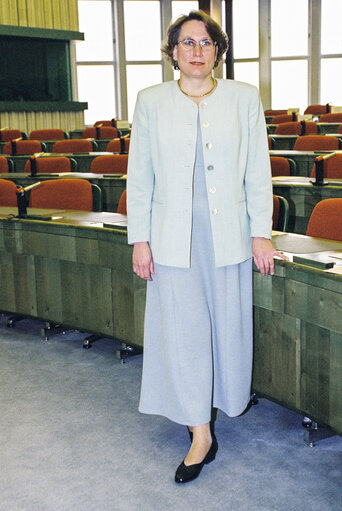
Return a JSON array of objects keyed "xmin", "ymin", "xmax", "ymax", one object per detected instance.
[{"xmin": 178, "ymin": 78, "xmax": 217, "ymax": 98}]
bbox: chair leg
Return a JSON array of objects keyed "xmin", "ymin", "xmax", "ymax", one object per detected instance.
[
  {"xmin": 7, "ymin": 315, "xmax": 25, "ymax": 328},
  {"xmin": 302, "ymin": 416, "xmax": 336, "ymax": 447},
  {"xmin": 40, "ymin": 322, "xmax": 68, "ymax": 341},
  {"xmin": 116, "ymin": 343, "xmax": 142, "ymax": 364},
  {"xmin": 83, "ymin": 334, "xmax": 102, "ymax": 349}
]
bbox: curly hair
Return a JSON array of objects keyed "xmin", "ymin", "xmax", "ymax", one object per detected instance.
[{"xmin": 161, "ymin": 10, "xmax": 228, "ymax": 70}]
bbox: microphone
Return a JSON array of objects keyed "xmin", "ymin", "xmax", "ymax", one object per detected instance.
[
  {"xmin": 311, "ymin": 152, "xmax": 336, "ymax": 187},
  {"xmin": 16, "ymin": 181, "xmax": 41, "ymax": 217}
]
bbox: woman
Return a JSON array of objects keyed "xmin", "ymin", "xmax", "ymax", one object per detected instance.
[{"xmin": 127, "ymin": 10, "xmax": 286, "ymax": 484}]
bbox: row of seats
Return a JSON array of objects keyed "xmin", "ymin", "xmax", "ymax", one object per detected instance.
[
  {"xmin": 269, "ymin": 134, "xmax": 341, "ymax": 151},
  {"xmin": 265, "ymin": 104, "xmax": 332, "ymax": 117},
  {"xmin": 269, "ymin": 112, "xmax": 342, "ymax": 125},
  {"xmin": 0, "ymin": 154, "xmax": 128, "ymax": 174},
  {"xmin": 270, "ymin": 154, "xmax": 342, "ymax": 179},
  {"xmin": 1, "ymin": 137, "xmax": 130, "ymax": 155}
]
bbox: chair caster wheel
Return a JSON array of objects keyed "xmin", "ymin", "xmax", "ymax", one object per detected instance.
[{"xmin": 83, "ymin": 340, "xmax": 91, "ymax": 349}]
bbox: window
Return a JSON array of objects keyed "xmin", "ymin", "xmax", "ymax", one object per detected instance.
[
  {"xmin": 271, "ymin": 0, "xmax": 308, "ymax": 57},
  {"xmin": 232, "ymin": 0, "xmax": 259, "ymax": 87},
  {"xmin": 271, "ymin": 60, "xmax": 308, "ymax": 112}
]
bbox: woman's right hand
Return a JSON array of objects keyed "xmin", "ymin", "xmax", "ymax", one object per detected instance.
[{"xmin": 132, "ymin": 242, "xmax": 154, "ymax": 281}]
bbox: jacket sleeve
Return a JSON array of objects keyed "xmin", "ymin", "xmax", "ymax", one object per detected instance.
[
  {"xmin": 127, "ymin": 91, "xmax": 155, "ymax": 245},
  {"xmin": 244, "ymin": 87, "xmax": 273, "ymax": 239}
]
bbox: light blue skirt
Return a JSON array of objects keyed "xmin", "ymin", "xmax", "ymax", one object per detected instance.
[{"xmin": 139, "ymin": 118, "xmax": 253, "ymax": 426}]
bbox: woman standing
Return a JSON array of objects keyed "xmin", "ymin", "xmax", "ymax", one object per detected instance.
[{"xmin": 127, "ymin": 10, "xmax": 285, "ymax": 484}]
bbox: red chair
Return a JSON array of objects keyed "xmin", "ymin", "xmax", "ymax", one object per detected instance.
[
  {"xmin": 319, "ymin": 113, "xmax": 342, "ymax": 123},
  {"xmin": 83, "ymin": 126, "xmax": 119, "ymax": 139},
  {"xmin": 337, "ymin": 125, "xmax": 342, "ymax": 134},
  {"xmin": 272, "ymin": 195, "xmax": 289, "ymax": 231},
  {"xmin": 264, "ymin": 110, "xmax": 287, "ymax": 117},
  {"xmin": 268, "ymin": 136, "xmax": 274, "ymax": 149},
  {"xmin": 304, "ymin": 104, "xmax": 330, "ymax": 115},
  {"xmin": 116, "ymin": 190, "xmax": 127, "ymax": 215},
  {"xmin": 94, "ymin": 119, "xmax": 117, "ymax": 128},
  {"xmin": 275, "ymin": 121, "xmax": 318, "ymax": 135},
  {"xmin": 310, "ymin": 153, "xmax": 342, "ymax": 179},
  {"xmin": 0, "ymin": 129, "xmax": 27, "ymax": 141},
  {"xmin": 29, "ymin": 129, "xmax": 68, "ymax": 140},
  {"xmin": 0, "ymin": 156, "xmax": 13, "ymax": 173},
  {"xmin": 271, "ymin": 114, "xmax": 297, "ymax": 124},
  {"xmin": 2, "ymin": 140, "xmax": 46, "ymax": 155},
  {"xmin": 29, "ymin": 179, "xmax": 94, "ymax": 211},
  {"xmin": 306, "ymin": 199, "xmax": 342, "ymax": 241},
  {"xmin": 90, "ymin": 154, "xmax": 128, "ymax": 174},
  {"xmin": 0, "ymin": 178, "xmax": 18, "ymax": 206},
  {"xmin": 106, "ymin": 138, "xmax": 121, "ymax": 152},
  {"xmin": 270, "ymin": 156, "xmax": 291, "ymax": 177},
  {"xmin": 24, "ymin": 156, "xmax": 76, "ymax": 173},
  {"xmin": 293, "ymin": 135, "xmax": 339, "ymax": 151},
  {"xmin": 52, "ymin": 139, "xmax": 97, "ymax": 153}
]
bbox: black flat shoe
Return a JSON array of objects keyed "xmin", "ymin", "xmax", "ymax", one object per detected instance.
[
  {"xmin": 187, "ymin": 426, "xmax": 193, "ymax": 442},
  {"xmin": 175, "ymin": 434, "xmax": 218, "ymax": 484}
]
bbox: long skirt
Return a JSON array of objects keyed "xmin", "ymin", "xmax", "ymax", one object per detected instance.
[{"xmin": 139, "ymin": 120, "xmax": 253, "ymax": 426}]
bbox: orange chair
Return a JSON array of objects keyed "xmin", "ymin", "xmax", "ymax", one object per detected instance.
[
  {"xmin": 116, "ymin": 190, "xmax": 127, "ymax": 215},
  {"xmin": 94, "ymin": 119, "xmax": 117, "ymax": 128},
  {"xmin": 337, "ymin": 124, "xmax": 342, "ymax": 134},
  {"xmin": 270, "ymin": 156, "xmax": 291, "ymax": 177},
  {"xmin": 0, "ymin": 129, "xmax": 27, "ymax": 141},
  {"xmin": 319, "ymin": 113, "xmax": 342, "ymax": 123},
  {"xmin": 293, "ymin": 135, "xmax": 339, "ymax": 151},
  {"xmin": 2, "ymin": 140, "xmax": 46, "ymax": 155},
  {"xmin": 52, "ymin": 139, "xmax": 97, "ymax": 153},
  {"xmin": 83, "ymin": 126, "xmax": 119, "ymax": 139},
  {"xmin": 90, "ymin": 154, "xmax": 128, "ymax": 174},
  {"xmin": 106, "ymin": 138, "xmax": 121, "ymax": 152},
  {"xmin": 304, "ymin": 104, "xmax": 330, "ymax": 115},
  {"xmin": 0, "ymin": 178, "xmax": 18, "ymax": 206},
  {"xmin": 310, "ymin": 153, "xmax": 342, "ymax": 179},
  {"xmin": 272, "ymin": 194, "xmax": 289, "ymax": 231},
  {"xmin": 24, "ymin": 156, "xmax": 76, "ymax": 173},
  {"xmin": 271, "ymin": 114, "xmax": 297, "ymax": 124},
  {"xmin": 0, "ymin": 156, "xmax": 13, "ymax": 173},
  {"xmin": 29, "ymin": 129, "xmax": 68, "ymax": 140},
  {"xmin": 306, "ymin": 199, "xmax": 342, "ymax": 241},
  {"xmin": 268, "ymin": 136, "xmax": 274, "ymax": 149},
  {"xmin": 264, "ymin": 110, "xmax": 287, "ymax": 117},
  {"xmin": 29, "ymin": 179, "xmax": 94, "ymax": 211},
  {"xmin": 275, "ymin": 121, "xmax": 318, "ymax": 135}
]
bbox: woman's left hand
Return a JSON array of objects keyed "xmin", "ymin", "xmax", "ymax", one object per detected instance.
[{"xmin": 252, "ymin": 237, "xmax": 288, "ymax": 276}]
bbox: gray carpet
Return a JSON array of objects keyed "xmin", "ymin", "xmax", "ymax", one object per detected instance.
[{"xmin": 0, "ymin": 315, "xmax": 341, "ymax": 511}]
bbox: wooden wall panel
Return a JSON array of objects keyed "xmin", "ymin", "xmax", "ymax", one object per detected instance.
[{"xmin": 0, "ymin": 111, "xmax": 85, "ymax": 134}]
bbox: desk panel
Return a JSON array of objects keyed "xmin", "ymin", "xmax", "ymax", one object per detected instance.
[{"xmin": 3, "ymin": 152, "xmax": 115, "ymax": 173}]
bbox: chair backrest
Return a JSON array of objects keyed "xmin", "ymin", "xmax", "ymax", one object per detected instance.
[
  {"xmin": 90, "ymin": 154, "xmax": 128, "ymax": 174},
  {"xmin": 293, "ymin": 135, "xmax": 339, "ymax": 151},
  {"xmin": 270, "ymin": 156, "xmax": 291, "ymax": 177},
  {"xmin": 337, "ymin": 124, "xmax": 342, "ymax": 134},
  {"xmin": 275, "ymin": 121, "xmax": 318, "ymax": 135},
  {"xmin": 0, "ymin": 178, "xmax": 18, "ymax": 206},
  {"xmin": 264, "ymin": 110, "xmax": 287, "ymax": 116},
  {"xmin": 304, "ymin": 104, "xmax": 330, "ymax": 115},
  {"xmin": 83, "ymin": 126, "xmax": 119, "ymax": 139},
  {"xmin": 52, "ymin": 139, "xmax": 97, "ymax": 153},
  {"xmin": 271, "ymin": 114, "xmax": 297, "ymax": 124},
  {"xmin": 94, "ymin": 119, "xmax": 117, "ymax": 127},
  {"xmin": 106, "ymin": 138, "xmax": 121, "ymax": 152},
  {"xmin": 29, "ymin": 179, "xmax": 94, "ymax": 211},
  {"xmin": 0, "ymin": 156, "xmax": 13, "ymax": 173},
  {"xmin": 272, "ymin": 195, "xmax": 289, "ymax": 232},
  {"xmin": 310, "ymin": 153, "xmax": 342, "ymax": 179},
  {"xmin": 116, "ymin": 190, "xmax": 127, "ymax": 215},
  {"xmin": 0, "ymin": 129, "xmax": 26, "ymax": 141},
  {"xmin": 319, "ymin": 113, "xmax": 342, "ymax": 123},
  {"xmin": 24, "ymin": 156, "xmax": 75, "ymax": 173},
  {"xmin": 29, "ymin": 129, "xmax": 68, "ymax": 140},
  {"xmin": 306, "ymin": 199, "xmax": 342, "ymax": 241},
  {"xmin": 268, "ymin": 136, "xmax": 273, "ymax": 149},
  {"xmin": 2, "ymin": 140, "xmax": 45, "ymax": 155}
]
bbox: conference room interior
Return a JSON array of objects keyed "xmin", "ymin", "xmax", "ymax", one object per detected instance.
[{"xmin": 0, "ymin": 1, "xmax": 342, "ymax": 510}]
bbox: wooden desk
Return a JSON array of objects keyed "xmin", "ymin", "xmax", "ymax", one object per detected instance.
[
  {"xmin": 0, "ymin": 207, "xmax": 145, "ymax": 349},
  {"xmin": 0, "ymin": 173, "xmax": 126, "ymax": 212},
  {"xmin": 273, "ymin": 176, "xmax": 342, "ymax": 234},
  {"xmin": 253, "ymin": 232, "xmax": 342, "ymax": 435},
  {"xmin": 3, "ymin": 152, "xmax": 116, "ymax": 173},
  {"xmin": 268, "ymin": 123, "xmax": 341, "ymax": 135},
  {"xmin": 270, "ymin": 135, "xmax": 298, "ymax": 150}
]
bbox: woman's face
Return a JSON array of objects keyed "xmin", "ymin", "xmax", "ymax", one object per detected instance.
[{"xmin": 172, "ymin": 20, "xmax": 217, "ymax": 79}]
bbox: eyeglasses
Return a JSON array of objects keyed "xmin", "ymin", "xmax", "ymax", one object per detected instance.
[{"xmin": 177, "ymin": 39, "xmax": 216, "ymax": 52}]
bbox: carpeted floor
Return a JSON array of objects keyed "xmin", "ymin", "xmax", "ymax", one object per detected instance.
[{"xmin": 0, "ymin": 315, "xmax": 341, "ymax": 511}]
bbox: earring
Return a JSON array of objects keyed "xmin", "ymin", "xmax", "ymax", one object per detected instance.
[{"xmin": 174, "ymin": 61, "xmax": 179, "ymax": 71}]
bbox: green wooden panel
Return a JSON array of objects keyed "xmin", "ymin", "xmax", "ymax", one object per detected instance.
[
  {"xmin": 0, "ymin": 253, "xmax": 37, "ymax": 316},
  {"xmin": 35, "ymin": 256, "xmax": 64, "ymax": 323},
  {"xmin": 253, "ymin": 271, "xmax": 285, "ymax": 313}
]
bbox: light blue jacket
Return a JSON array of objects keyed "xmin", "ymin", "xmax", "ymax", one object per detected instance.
[{"xmin": 127, "ymin": 79, "xmax": 272, "ymax": 268}]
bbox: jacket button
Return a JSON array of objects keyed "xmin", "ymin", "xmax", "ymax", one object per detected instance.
[
  {"xmin": 207, "ymin": 165, "xmax": 214, "ymax": 171},
  {"xmin": 203, "ymin": 121, "xmax": 209, "ymax": 127},
  {"xmin": 206, "ymin": 143, "xmax": 212, "ymax": 149},
  {"xmin": 212, "ymin": 208, "xmax": 218, "ymax": 215},
  {"xmin": 201, "ymin": 102, "xmax": 207, "ymax": 108},
  {"xmin": 209, "ymin": 186, "xmax": 216, "ymax": 194}
]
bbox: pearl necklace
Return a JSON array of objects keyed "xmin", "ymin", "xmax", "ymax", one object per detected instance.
[{"xmin": 177, "ymin": 78, "xmax": 217, "ymax": 98}]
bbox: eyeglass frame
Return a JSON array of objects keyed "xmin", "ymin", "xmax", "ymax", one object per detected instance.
[{"xmin": 177, "ymin": 38, "xmax": 217, "ymax": 52}]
